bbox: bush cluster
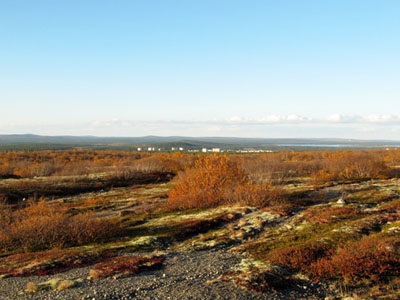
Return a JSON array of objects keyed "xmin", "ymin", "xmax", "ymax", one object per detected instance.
[
  {"xmin": 308, "ymin": 234, "xmax": 400, "ymax": 284},
  {"xmin": 166, "ymin": 155, "xmax": 282, "ymax": 210},
  {"xmin": 267, "ymin": 241, "xmax": 332, "ymax": 272},
  {"xmin": 0, "ymin": 150, "xmax": 193, "ymax": 178},
  {"xmin": 264, "ymin": 231, "xmax": 400, "ymax": 285},
  {"xmin": 0, "ymin": 201, "xmax": 123, "ymax": 253}
]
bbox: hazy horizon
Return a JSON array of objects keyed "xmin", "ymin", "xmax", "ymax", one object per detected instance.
[
  {"xmin": 1, "ymin": 1, "xmax": 399, "ymax": 139},
  {"xmin": 1, "ymin": 133, "xmax": 400, "ymax": 143}
]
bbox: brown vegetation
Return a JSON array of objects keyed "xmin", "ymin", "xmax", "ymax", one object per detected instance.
[
  {"xmin": 88, "ymin": 255, "xmax": 165, "ymax": 279},
  {"xmin": 1, "ymin": 148, "xmax": 400, "ymax": 298},
  {"xmin": 0, "ymin": 248, "xmax": 112, "ymax": 277},
  {"xmin": 0, "ymin": 200, "xmax": 123, "ymax": 253},
  {"xmin": 267, "ymin": 241, "xmax": 332, "ymax": 273},
  {"xmin": 308, "ymin": 234, "xmax": 400, "ymax": 284},
  {"xmin": 166, "ymin": 154, "xmax": 283, "ymax": 210}
]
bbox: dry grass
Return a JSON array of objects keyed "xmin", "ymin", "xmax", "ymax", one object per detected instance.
[
  {"xmin": 25, "ymin": 278, "xmax": 79, "ymax": 293},
  {"xmin": 56, "ymin": 279, "xmax": 76, "ymax": 290},
  {"xmin": 300, "ymin": 205, "xmax": 362, "ymax": 224},
  {"xmin": 25, "ymin": 281, "xmax": 38, "ymax": 293}
]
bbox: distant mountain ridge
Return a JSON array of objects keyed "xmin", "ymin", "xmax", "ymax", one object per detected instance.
[{"xmin": 0, "ymin": 134, "xmax": 399, "ymax": 150}]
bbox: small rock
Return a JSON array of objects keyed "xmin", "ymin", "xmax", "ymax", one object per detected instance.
[{"xmin": 337, "ymin": 198, "xmax": 346, "ymax": 204}]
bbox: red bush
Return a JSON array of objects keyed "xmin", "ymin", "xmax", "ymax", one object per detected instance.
[
  {"xmin": 89, "ymin": 255, "xmax": 164, "ymax": 279},
  {"xmin": 0, "ymin": 201, "xmax": 123, "ymax": 253},
  {"xmin": 166, "ymin": 155, "xmax": 248, "ymax": 210},
  {"xmin": 166, "ymin": 154, "xmax": 284, "ymax": 210},
  {"xmin": 308, "ymin": 234, "xmax": 400, "ymax": 283},
  {"xmin": 267, "ymin": 242, "xmax": 332, "ymax": 272}
]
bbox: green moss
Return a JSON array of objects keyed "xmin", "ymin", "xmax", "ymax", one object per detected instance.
[
  {"xmin": 246, "ymin": 218, "xmax": 364, "ymax": 263},
  {"xmin": 346, "ymin": 188, "xmax": 397, "ymax": 205},
  {"xmin": 382, "ymin": 220, "xmax": 400, "ymax": 233}
]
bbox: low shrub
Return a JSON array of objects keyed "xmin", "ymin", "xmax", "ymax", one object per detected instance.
[
  {"xmin": 309, "ymin": 150, "xmax": 392, "ymax": 186},
  {"xmin": 88, "ymin": 255, "xmax": 164, "ymax": 279},
  {"xmin": 0, "ymin": 200, "xmax": 123, "ymax": 253},
  {"xmin": 308, "ymin": 234, "xmax": 400, "ymax": 284},
  {"xmin": 300, "ymin": 205, "xmax": 361, "ymax": 224},
  {"xmin": 166, "ymin": 154, "xmax": 283, "ymax": 210},
  {"xmin": 229, "ymin": 182, "xmax": 285, "ymax": 207},
  {"xmin": 166, "ymin": 155, "xmax": 247, "ymax": 210},
  {"xmin": 267, "ymin": 241, "xmax": 332, "ymax": 272},
  {"xmin": 0, "ymin": 248, "xmax": 111, "ymax": 277}
]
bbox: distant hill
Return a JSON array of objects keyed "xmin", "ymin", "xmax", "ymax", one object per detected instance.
[{"xmin": 0, "ymin": 134, "xmax": 399, "ymax": 151}]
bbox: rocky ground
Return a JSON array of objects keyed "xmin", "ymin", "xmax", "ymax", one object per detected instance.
[{"xmin": 0, "ymin": 250, "xmax": 338, "ymax": 300}]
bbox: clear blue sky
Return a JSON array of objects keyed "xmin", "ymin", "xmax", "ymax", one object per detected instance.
[{"xmin": 1, "ymin": 0, "xmax": 399, "ymax": 139}]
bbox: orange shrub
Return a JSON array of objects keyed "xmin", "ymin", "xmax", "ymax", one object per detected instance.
[
  {"xmin": 230, "ymin": 182, "xmax": 285, "ymax": 207},
  {"xmin": 167, "ymin": 155, "xmax": 247, "ymax": 209},
  {"xmin": 166, "ymin": 154, "xmax": 279, "ymax": 210},
  {"xmin": 308, "ymin": 234, "xmax": 400, "ymax": 283},
  {"xmin": 267, "ymin": 242, "xmax": 332, "ymax": 272},
  {"xmin": 311, "ymin": 150, "xmax": 391, "ymax": 185},
  {"xmin": 0, "ymin": 201, "xmax": 123, "ymax": 253},
  {"xmin": 237, "ymin": 152, "xmax": 312, "ymax": 184}
]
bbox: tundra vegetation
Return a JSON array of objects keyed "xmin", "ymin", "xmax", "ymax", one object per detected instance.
[{"xmin": 0, "ymin": 149, "xmax": 399, "ymax": 298}]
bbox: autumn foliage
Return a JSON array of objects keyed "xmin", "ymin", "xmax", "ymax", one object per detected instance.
[
  {"xmin": 0, "ymin": 149, "xmax": 397, "ymax": 185},
  {"xmin": 0, "ymin": 200, "xmax": 123, "ymax": 253},
  {"xmin": 308, "ymin": 234, "xmax": 400, "ymax": 283},
  {"xmin": 166, "ymin": 155, "xmax": 279, "ymax": 210},
  {"xmin": 0, "ymin": 150, "xmax": 191, "ymax": 179},
  {"xmin": 0, "ymin": 147, "xmax": 399, "ymax": 294},
  {"xmin": 267, "ymin": 242, "xmax": 332, "ymax": 272}
]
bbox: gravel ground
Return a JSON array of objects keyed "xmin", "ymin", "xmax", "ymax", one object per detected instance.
[{"xmin": 0, "ymin": 250, "xmax": 336, "ymax": 300}]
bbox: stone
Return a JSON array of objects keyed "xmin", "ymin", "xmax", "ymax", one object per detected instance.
[{"xmin": 337, "ymin": 198, "xmax": 346, "ymax": 204}]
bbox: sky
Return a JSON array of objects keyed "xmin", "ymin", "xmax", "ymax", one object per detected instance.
[{"xmin": 1, "ymin": 0, "xmax": 400, "ymax": 139}]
